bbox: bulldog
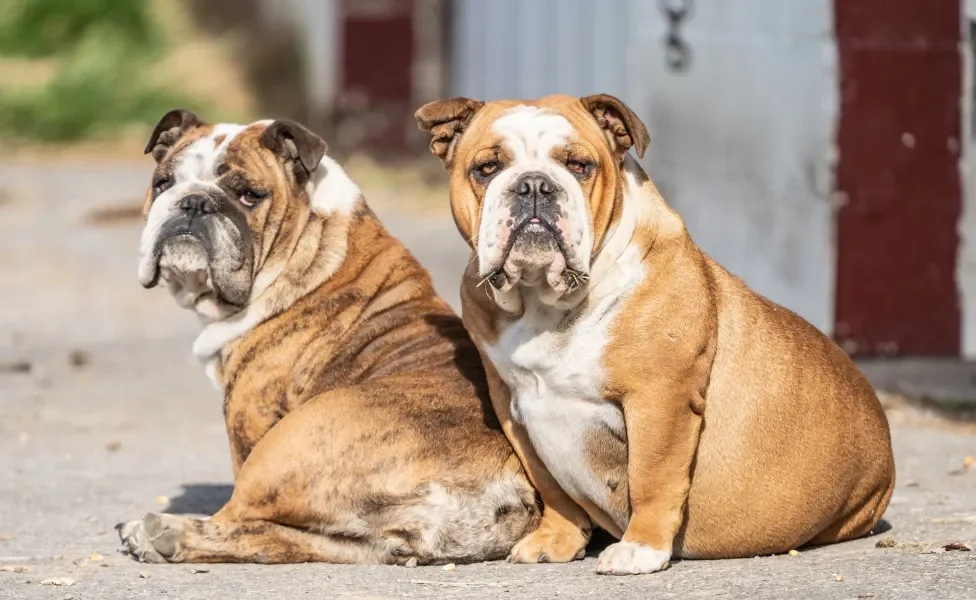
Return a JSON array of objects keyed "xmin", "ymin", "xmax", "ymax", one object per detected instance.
[
  {"xmin": 117, "ymin": 110, "xmax": 540, "ymax": 564},
  {"xmin": 415, "ymin": 94, "xmax": 895, "ymax": 574}
]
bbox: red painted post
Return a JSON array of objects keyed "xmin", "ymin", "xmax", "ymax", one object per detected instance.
[{"xmin": 833, "ymin": 0, "xmax": 963, "ymax": 356}]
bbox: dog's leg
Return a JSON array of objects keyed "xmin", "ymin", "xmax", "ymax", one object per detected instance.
[
  {"xmin": 479, "ymin": 360, "xmax": 592, "ymax": 563},
  {"xmin": 118, "ymin": 513, "xmax": 388, "ymax": 564},
  {"xmin": 120, "ymin": 387, "xmax": 536, "ymax": 565},
  {"xmin": 595, "ymin": 377, "xmax": 705, "ymax": 575}
]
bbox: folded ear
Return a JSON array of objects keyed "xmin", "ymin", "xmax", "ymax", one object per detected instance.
[
  {"xmin": 580, "ymin": 94, "xmax": 650, "ymax": 159},
  {"xmin": 414, "ymin": 97, "xmax": 485, "ymax": 167},
  {"xmin": 145, "ymin": 109, "xmax": 207, "ymax": 163},
  {"xmin": 259, "ymin": 119, "xmax": 328, "ymax": 183}
]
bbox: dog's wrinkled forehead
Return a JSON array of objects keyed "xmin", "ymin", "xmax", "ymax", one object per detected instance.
[
  {"xmin": 173, "ymin": 124, "xmax": 245, "ymax": 182},
  {"xmin": 168, "ymin": 122, "xmax": 271, "ymax": 185},
  {"xmin": 492, "ymin": 106, "xmax": 575, "ymax": 162}
]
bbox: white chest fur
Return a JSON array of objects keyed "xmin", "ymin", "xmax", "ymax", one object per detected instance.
[{"xmin": 484, "ymin": 290, "xmax": 631, "ymax": 525}]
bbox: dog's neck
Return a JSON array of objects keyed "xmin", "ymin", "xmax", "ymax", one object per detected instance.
[
  {"xmin": 194, "ymin": 206, "xmax": 354, "ymax": 388},
  {"xmin": 189, "ymin": 157, "xmax": 363, "ymax": 388}
]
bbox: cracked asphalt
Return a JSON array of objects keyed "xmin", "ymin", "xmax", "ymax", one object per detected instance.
[{"xmin": 1, "ymin": 162, "xmax": 974, "ymax": 599}]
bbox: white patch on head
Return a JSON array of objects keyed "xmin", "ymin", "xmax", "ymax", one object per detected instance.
[
  {"xmin": 308, "ymin": 154, "xmax": 362, "ymax": 216},
  {"xmin": 595, "ymin": 541, "xmax": 671, "ymax": 575},
  {"xmin": 174, "ymin": 123, "xmax": 247, "ymax": 184},
  {"xmin": 492, "ymin": 106, "xmax": 575, "ymax": 163},
  {"xmin": 478, "ymin": 106, "xmax": 592, "ymax": 301}
]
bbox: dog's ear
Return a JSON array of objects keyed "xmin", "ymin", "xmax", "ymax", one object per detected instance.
[
  {"xmin": 414, "ymin": 97, "xmax": 485, "ymax": 167},
  {"xmin": 260, "ymin": 119, "xmax": 328, "ymax": 183},
  {"xmin": 580, "ymin": 94, "xmax": 649, "ymax": 159},
  {"xmin": 145, "ymin": 109, "xmax": 207, "ymax": 163}
]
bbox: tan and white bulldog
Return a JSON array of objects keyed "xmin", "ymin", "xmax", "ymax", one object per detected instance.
[
  {"xmin": 415, "ymin": 94, "xmax": 895, "ymax": 574},
  {"xmin": 118, "ymin": 110, "xmax": 541, "ymax": 564}
]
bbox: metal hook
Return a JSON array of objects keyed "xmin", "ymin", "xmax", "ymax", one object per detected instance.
[{"xmin": 660, "ymin": 0, "xmax": 693, "ymax": 73}]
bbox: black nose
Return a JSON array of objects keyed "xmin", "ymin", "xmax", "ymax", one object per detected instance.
[
  {"xmin": 514, "ymin": 172, "xmax": 556, "ymax": 202},
  {"xmin": 178, "ymin": 194, "xmax": 218, "ymax": 215}
]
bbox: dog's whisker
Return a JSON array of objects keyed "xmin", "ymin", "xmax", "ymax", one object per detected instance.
[
  {"xmin": 563, "ymin": 269, "xmax": 588, "ymax": 292},
  {"xmin": 477, "ymin": 273, "xmax": 494, "ymax": 299}
]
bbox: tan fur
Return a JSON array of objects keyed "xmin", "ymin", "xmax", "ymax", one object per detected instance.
[
  {"xmin": 416, "ymin": 94, "xmax": 895, "ymax": 566},
  {"xmin": 120, "ymin": 115, "xmax": 540, "ymax": 565}
]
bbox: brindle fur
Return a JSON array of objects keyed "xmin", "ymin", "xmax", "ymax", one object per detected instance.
[{"xmin": 119, "ymin": 112, "xmax": 540, "ymax": 565}]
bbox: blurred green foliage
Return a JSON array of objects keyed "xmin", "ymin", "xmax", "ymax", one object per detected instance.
[
  {"xmin": 0, "ymin": 0, "xmax": 200, "ymax": 142},
  {"xmin": 0, "ymin": 0, "xmax": 163, "ymax": 58}
]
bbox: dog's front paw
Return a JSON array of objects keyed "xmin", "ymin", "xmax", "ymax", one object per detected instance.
[
  {"xmin": 595, "ymin": 541, "xmax": 670, "ymax": 575},
  {"xmin": 508, "ymin": 525, "xmax": 587, "ymax": 563},
  {"xmin": 117, "ymin": 513, "xmax": 184, "ymax": 563}
]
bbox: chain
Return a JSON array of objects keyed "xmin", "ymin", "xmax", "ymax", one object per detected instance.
[{"xmin": 660, "ymin": 0, "xmax": 693, "ymax": 73}]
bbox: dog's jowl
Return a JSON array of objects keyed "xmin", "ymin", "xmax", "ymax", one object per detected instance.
[
  {"xmin": 416, "ymin": 94, "xmax": 895, "ymax": 575},
  {"xmin": 118, "ymin": 110, "xmax": 540, "ymax": 565}
]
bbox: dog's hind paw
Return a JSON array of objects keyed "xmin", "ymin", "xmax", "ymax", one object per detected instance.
[{"xmin": 117, "ymin": 513, "xmax": 183, "ymax": 563}]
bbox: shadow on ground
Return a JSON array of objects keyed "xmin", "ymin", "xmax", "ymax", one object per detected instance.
[
  {"xmin": 165, "ymin": 483, "xmax": 234, "ymax": 515},
  {"xmin": 583, "ymin": 519, "xmax": 894, "ymax": 560},
  {"xmin": 869, "ymin": 518, "xmax": 893, "ymax": 536}
]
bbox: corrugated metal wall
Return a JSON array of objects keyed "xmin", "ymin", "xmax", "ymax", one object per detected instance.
[
  {"xmin": 259, "ymin": 0, "xmax": 339, "ymax": 118},
  {"xmin": 449, "ymin": 0, "xmax": 838, "ymax": 333},
  {"xmin": 451, "ymin": 0, "xmax": 634, "ymax": 101}
]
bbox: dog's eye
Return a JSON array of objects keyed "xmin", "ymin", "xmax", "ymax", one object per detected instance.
[
  {"xmin": 472, "ymin": 161, "xmax": 500, "ymax": 179},
  {"xmin": 566, "ymin": 160, "xmax": 590, "ymax": 177},
  {"xmin": 239, "ymin": 189, "xmax": 267, "ymax": 208},
  {"xmin": 153, "ymin": 177, "xmax": 173, "ymax": 196}
]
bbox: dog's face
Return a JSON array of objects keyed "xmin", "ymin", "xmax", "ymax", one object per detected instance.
[
  {"xmin": 137, "ymin": 110, "xmax": 329, "ymax": 320},
  {"xmin": 416, "ymin": 94, "xmax": 648, "ymax": 300}
]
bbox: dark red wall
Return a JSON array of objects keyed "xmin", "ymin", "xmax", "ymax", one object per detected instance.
[
  {"xmin": 833, "ymin": 0, "xmax": 963, "ymax": 356},
  {"xmin": 339, "ymin": 0, "xmax": 415, "ymax": 153}
]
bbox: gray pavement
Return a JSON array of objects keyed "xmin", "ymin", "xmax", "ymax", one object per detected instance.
[{"xmin": 1, "ymin": 162, "xmax": 974, "ymax": 599}]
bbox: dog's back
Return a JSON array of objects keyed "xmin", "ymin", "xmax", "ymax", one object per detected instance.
[{"xmin": 219, "ymin": 205, "xmax": 501, "ymax": 464}]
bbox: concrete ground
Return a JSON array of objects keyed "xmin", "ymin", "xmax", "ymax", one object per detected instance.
[{"xmin": 1, "ymin": 162, "xmax": 974, "ymax": 600}]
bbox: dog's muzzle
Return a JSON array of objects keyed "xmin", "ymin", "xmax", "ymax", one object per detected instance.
[
  {"xmin": 501, "ymin": 171, "xmax": 567, "ymax": 256},
  {"xmin": 483, "ymin": 171, "xmax": 588, "ymax": 293},
  {"xmin": 139, "ymin": 191, "xmax": 254, "ymax": 308}
]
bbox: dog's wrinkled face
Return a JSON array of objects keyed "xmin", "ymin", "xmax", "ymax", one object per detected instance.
[
  {"xmin": 416, "ymin": 94, "xmax": 649, "ymax": 302},
  {"xmin": 138, "ymin": 110, "xmax": 330, "ymax": 320}
]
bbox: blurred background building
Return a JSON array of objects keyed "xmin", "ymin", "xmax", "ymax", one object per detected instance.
[{"xmin": 1, "ymin": 0, "xmax": 974, "ymax": 360}]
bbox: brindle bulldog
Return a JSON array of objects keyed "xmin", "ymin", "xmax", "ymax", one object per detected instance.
[{"xmin": 117, "ymin": 110, "xmax": 539, "ymax": 564}]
